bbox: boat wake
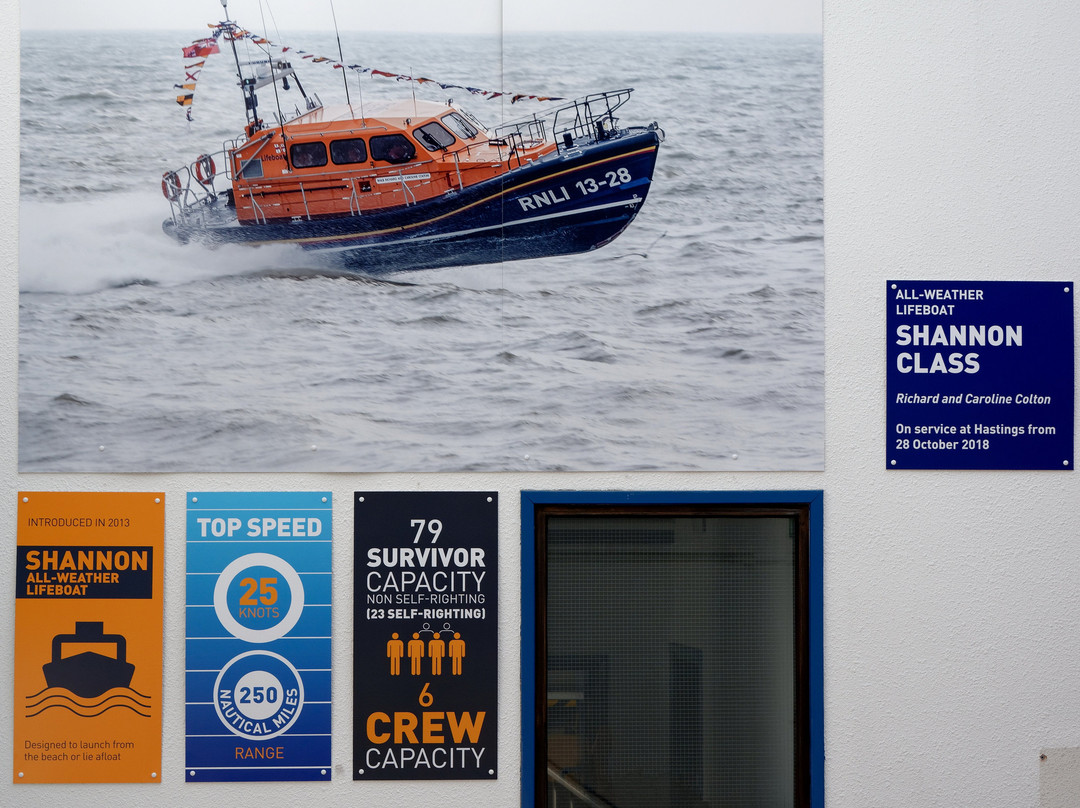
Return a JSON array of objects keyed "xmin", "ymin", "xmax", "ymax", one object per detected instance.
[
  {"xmin": 24, "ymin": 686, "xmax": 152, "ymax": 719},
  {"xmin": 245, "ymin": 266, "xmax": 422, "ymax": 286},
  {"xmin": 20, "ymin": 192, "xmax": 306, "ymax": 294}
]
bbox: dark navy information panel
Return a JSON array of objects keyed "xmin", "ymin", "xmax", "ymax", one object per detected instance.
[
  {"xmin": 887, "ymin": 280, "xmax": 1073, "ymax": 469},
  {"xmin": 185, "ymin": 491, "xmax": 332, "ymax": 781},
  {"xmin": 354, "ymin": 491, "xmax": 497, "ymax": 780}
]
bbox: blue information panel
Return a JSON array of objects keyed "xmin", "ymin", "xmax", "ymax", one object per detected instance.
[
  {"xmin": 185, "ymin": 492, "xmax": 332, "ymax": 781},
  {"xmin": 887, "ymin": 280, "xmax": 1073, "ymax": 469}
]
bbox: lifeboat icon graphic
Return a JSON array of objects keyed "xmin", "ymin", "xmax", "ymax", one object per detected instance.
[{"xmin": 42, "ymin": 622, "xmax": 135, "ymax": 699}]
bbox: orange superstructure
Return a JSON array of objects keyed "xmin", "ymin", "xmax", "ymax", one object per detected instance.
[{"xmin": 226, "ymin": 100, "xmax": 557, "ymax": 224}]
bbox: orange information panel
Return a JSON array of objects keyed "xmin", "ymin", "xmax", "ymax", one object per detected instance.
[{"xmin": 13, "ymin": 492, "xmax": 165, "ymax": 784}]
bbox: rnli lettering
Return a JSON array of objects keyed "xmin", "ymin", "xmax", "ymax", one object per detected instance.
[{"xmin": 516, "ymin": 185, "xmax": 570, "ymax": 212}]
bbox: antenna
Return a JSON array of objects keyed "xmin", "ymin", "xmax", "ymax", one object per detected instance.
[
  {"xmin": 329, "ymin": 0, "xmax": 351, "ymax": 107},
  {"xmin": 258, "ymin": 0, "xmax": 288, "ymax": 148},
  {"xmin": 411, "ymin": 65, "xmax": 418, "ymax": 118}
]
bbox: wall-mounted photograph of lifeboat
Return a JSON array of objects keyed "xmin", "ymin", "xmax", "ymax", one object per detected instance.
[{"xmin": 162, "ymin": 7, "xmax": 664, "ymax": 275}]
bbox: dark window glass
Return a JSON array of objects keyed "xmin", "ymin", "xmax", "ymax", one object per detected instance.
[
  {"xmin": 289, "ymin": 141, "xmax": 327, "ymax": 169},
  {"xmin": 239, "ymin": 158, "xmax": 263, "ymax": 179},
  {"xmin": 532, "ymin": 503, "xmax": 814, "ymax": 808},
  {"xmin": 330, "ymin": 138, "xmax": 368, "ymax": 165},
  {"xmin": 414, "ymin": 121, "xmax": 456, "ymax": 151},
  {"xmin": 369, "ymin": 134, "xmax": 416, "ymax": 164},
  {"xmin": 442, "ymin": 112, "xmax": 479, "ymax": 140}
]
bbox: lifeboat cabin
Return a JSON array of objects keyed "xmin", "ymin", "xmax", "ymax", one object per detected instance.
[{"xmin": 227, "ymin": 99, "xmax": 556, "ymax": 224}]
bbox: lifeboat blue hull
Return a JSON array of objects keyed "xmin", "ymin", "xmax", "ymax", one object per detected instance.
[{"xmin": 164, "ymin": 130, "xmax": 661, "ymax": 275}]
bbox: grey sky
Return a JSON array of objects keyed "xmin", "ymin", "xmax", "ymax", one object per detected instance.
[{"xmin": 19, "ymin": 0, "xmax": 821, "ymax": 34}]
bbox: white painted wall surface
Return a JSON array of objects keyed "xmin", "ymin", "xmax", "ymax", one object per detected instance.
[{"xmin": 1, "ymin": 1, "xmax": 1078, "ymax": 807}]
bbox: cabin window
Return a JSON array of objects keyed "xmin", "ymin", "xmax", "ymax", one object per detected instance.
[
  {"xmin": 442, "ymin": 112, "xmax": 479, "ymax": 140},
  {"xmin": 414, "ymin": 121, "xmax": 456, "ymax": 151},
  {"xmin": 290, "ymin": 141, "xmax": 327, "ymax": 169},
  {"xmin": 330, "ymin": 138, "xmax": 368, "ymax": 165},
  {"xmin": 369, "ymin": 134, "xmax": 416, "ymax": 165},
  {"xmin": 521, "ymin": 491, "xmax": 824, "ymax": 808},
  {"xmin": 238, "ymin": 158, "xmax": 263, "ymax": 179}
]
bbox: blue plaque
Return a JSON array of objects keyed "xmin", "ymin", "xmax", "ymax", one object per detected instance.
[
  {"xmin": 185, "ymin": 492, "xmax": 332, "ymax": 781},
  {"xmin": 887, "ymin": 280, "xmax": 1073, "ymax": 469}
]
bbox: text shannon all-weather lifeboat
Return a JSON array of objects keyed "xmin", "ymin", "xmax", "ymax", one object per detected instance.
[{"xmin": 161, "ymin": 3, "xmax": 664, "ymax": 274}]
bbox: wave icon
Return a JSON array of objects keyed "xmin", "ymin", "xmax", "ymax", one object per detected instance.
[{"xmin": 24, "ymin": 685, "xmax": 152, "ymax": 719}]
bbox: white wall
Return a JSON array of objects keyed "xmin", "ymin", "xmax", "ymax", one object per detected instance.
[
  {"xmin": 2, "ymin": 2, "xmax": 1078, "ymax": 808},
  {"xmin": 826, "ymin": 2, "xmax": 1080, "ymax": 806}
]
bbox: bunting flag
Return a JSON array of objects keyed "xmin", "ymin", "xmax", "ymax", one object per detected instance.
[
  {"xmin": 182, "ymin": 37, "xmax": 220, "ymax": 59},
  {"xmin": 175, "ymin": 30, "xmax": 226, "ymax": 114},
  {"xmin": 175, "ymin": 20, "xmax": 565, "ymax": 120}
]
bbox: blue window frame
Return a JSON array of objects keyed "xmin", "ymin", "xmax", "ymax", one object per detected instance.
[{"xmin": 521, "ymin": 490, "xmax": 824, "ymax": 808}]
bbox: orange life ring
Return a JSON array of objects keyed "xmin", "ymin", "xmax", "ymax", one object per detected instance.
[
  {"xmin": 161, "ymin": 171, "xmax": 182, "ymax": 201},
  {"xmin": 193, "ymin": 153, "xmax": 216, "ymax": 185}
]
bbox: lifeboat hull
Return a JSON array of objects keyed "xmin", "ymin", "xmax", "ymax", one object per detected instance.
[
  {"xmin": 164, "ymin": 130, "xmax": 661, "ymax": 275},
  {"xmin": 43, "ymin": 652, "xmax": 136, "ymax": 699}
]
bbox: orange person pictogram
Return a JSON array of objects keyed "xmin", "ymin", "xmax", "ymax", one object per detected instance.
[
  {"xmin": 449, "ymin": 632, "xmax": 466, "ymax": 675},
  {"xmin": 407, "ymin": 632, "xmax": 425, "ymax": 675},
  {"xmin": 428, "ymin": 632, "xmax": 446, "ymax": 675},
  {"xmin": 387, "ymin": 632, "xmax": 404, "ymax": 675}
]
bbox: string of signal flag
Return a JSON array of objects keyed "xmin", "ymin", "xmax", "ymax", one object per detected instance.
[{"xmin": 175, "ymin": 23, "xmax": 565, "ymax": 119}]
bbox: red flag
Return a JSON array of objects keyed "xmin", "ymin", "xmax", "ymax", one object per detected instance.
[{"xmin": 182, "ymin": 38, "xmax": 219, "ymax": 58}]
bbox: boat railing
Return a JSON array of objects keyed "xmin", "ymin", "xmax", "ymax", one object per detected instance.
[
  {"xmin": 492, "ymin": 115, "xmax": 548, "ymax": 161},
  {"xmin": 162, "ymin": 148, "xmax": 231, "ymax": 225},
  {"xmin": 546, "ymin": 765, "xmax": 617, "ymax": 808},
  {"xmin": 551, "ymin": 89, "xmax": 634, "ymax": 152},
  {"xmin": 346, "ymin": 178, "xmax": 362, "ymax": 215},
  {"xmin": 224, "ymin": 156, "xmax": 442, "ymax": 220},
  {"xmin": 272, "ymin": 92, "xmax": 325, "ymax": 126},
  {"xmin": 244, "ymin": 185, "xmax": 268, "ymax": 224},
  {"xmin": 492, "ymin": 89, "xmax": 635, "ymax": 156}
]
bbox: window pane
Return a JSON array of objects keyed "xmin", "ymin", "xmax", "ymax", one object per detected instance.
[
  {"xmin": 239, "ymin": 158, "xmax": 263, "ymax": 179},
  {"xmin": 370, "ymin": 134, "xmax": 416, "ymax": 164},
  {"xmin": 290, "ymin": 141, "xmax": 327, "ymax": 168},
  {"xmin": 330, "ymin": 137, "xmax": 368, "ymax": 164},
  {"xmin": 545, "ymin": 515, "xmax": 797, "ymax": 808},
  {"xmin": 414, "ymin": 122, "xmax": 456, "ymax": 151},
  {"xmin": 442, "ymin": 112, "xmax": 479, "ymax": 140}
]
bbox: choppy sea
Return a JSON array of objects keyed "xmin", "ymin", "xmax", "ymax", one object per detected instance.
[{"xmin": 19, "ymin": 29, "xmax": 822, "ymax": 471}]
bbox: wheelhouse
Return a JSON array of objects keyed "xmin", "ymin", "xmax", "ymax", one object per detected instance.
[{"xmin": 220, "ymin": 99, "xmax": 558, "ymax": 224}]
